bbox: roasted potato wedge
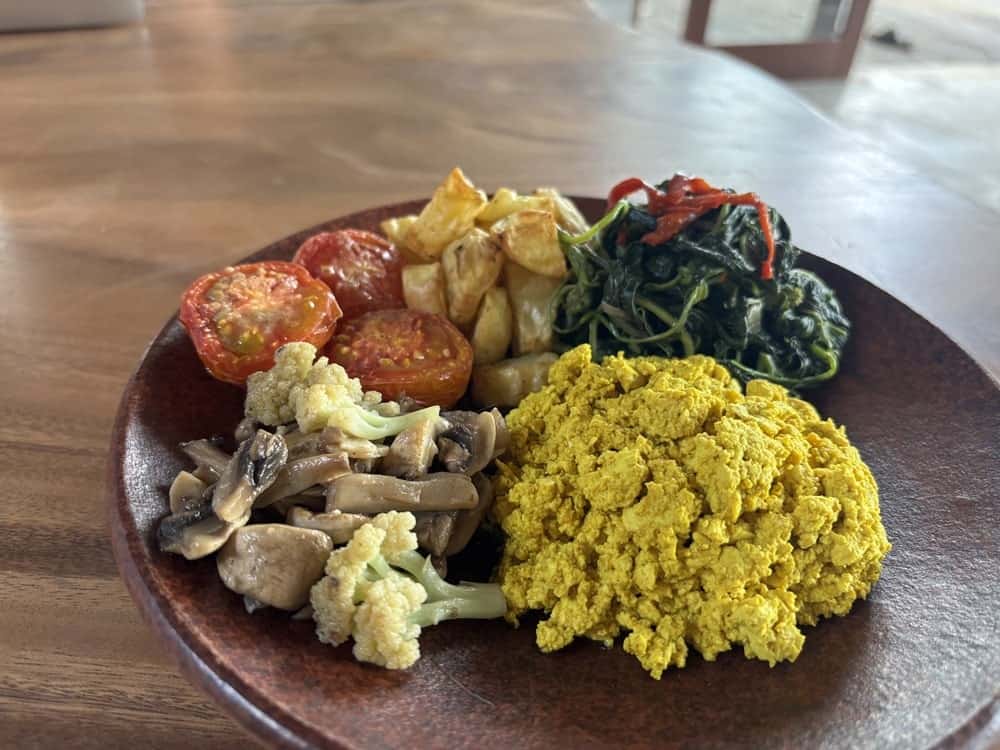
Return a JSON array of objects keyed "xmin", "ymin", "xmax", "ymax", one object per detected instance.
[
  {"xmin": 380, "ymin": 215, "xmax": 417, "ymax": 247},
  {"xmin": 494, "ymin": 209, "xmax": 567, "ymax": 279},
  {"xmin": 470, "ymin": 286, "xmax": 513, "ymax": 365},
  {"xmin": 442, "ymin": 228, "xmax": 504, "ymax": 328},
  {"xmin": 470, "ymin": 352, "xmax": 559, "ymax": 409},
  {"xmin": 534, "ymin": 187, "xmax": 590, "ymax": 236},
  {"xmin": 380, "ymin": 215, "xmax": 421, "ymax": 262},
  {"xmin": 503, "ymin": 260, "xmax": 561, "ymax": 355},
  {"xmin": 404, "ymin": 167, "xmax": 487, "ymax": 260},
  {"xmin": 477, "ymin": 188, "xmax": 555, "ymax": 227},
  {"xmin": 401, "ymin": 262, "xmax": 447, "ymax": 317}
]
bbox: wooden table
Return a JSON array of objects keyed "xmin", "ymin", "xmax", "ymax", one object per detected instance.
[{"xmin": 1, "ymin": 1, "xmax": 997, "ymax": 746}]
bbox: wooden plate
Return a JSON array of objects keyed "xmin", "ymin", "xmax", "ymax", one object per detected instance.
[{"xmin": 108, "ymin": 199, "xmax": 1000, "ymax": 750}]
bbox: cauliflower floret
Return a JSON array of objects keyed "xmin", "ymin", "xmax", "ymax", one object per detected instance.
[
  {"xmin": 311, "ymin": 511, "xmax": 506, "ymax": 670},
  {"xmin": 370, "ymin": 510, "xmax": 419, "ymax": 561},
  {"xmin": 311, "ymin": 522, "xmax": 386, "ymax": 646},
  {"xmin": 244, "ymin": 342, "xmax": 441, "ymax": 439},
  {"xmin": 244, "ymin": 342, "xmax": 323, "ymax": 425},
  {"xmin": 352, "ymin": 575, "xmax": 427, "ymax": 669}
]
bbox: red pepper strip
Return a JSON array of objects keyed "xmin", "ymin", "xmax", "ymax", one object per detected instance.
[{"xmin": 606, "ymin": 175, "xmax": 776, "ymax": 280}]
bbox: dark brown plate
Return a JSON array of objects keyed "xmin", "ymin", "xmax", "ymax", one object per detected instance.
[{"xmin": 109, "ymin": 199, "xmax": 1000, "ymax": 750}]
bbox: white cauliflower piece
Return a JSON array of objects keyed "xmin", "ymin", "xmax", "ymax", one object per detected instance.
[
  {"xmin": 244, "ymin": 342, "xmax": 440, "ymax": 439},
  {"xmin": 352, "ymin": 575, "xmax": 427, "ymax": 669},
  {"xmin": 311, "ymin": 522, "xmax": 386, "ymax": 646},
  {"xmin": 244, "ymin": 342, "xmax": 323, "ymax": 425},
  {"xmin": 370, "ymin": 510, "xmax": 419, "ymax": 561},
  {"xmin": 310, "ymin": 511, "xmax": 507, "ymax": 670}
]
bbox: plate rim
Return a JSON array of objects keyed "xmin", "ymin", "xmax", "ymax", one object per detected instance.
[{"xmin": 107, "ymin": 197, "xmax": 1000, "ymax": 750}]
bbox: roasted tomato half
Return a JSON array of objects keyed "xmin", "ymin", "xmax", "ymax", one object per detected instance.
[
  {"xmin": 180, "ymin": 261, "xmax": 341, "ymax": 385},
  {"xmin": 292, "ymin": 229, "xmax": 404, "ymax": 320},
  {"xmin": 327, "ymin": 309, "xmax": 473, "ymax": 407}
]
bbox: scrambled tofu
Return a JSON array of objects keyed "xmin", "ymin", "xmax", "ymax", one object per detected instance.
[{"xmin": 495, "ymin": 345, "xmax": 890, "ymax": 678}]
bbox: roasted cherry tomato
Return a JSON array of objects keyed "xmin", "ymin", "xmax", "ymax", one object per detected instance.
[
  {"xmin": 327, "ymin": 309, "xmax": 473, "ymax": 407},
  {"xmin": 292, "ymin": 229, "xmax": 404, "ymax": 319},
  {"xmin": 180, "ymin": 261, "xmax": 341, "ymax": 385}
]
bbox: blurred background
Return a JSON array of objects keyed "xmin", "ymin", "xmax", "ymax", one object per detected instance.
[
  {"xmin": 6, "ymin": 0, "xmax": 994, "ymax": 214},
  {"xmin": 591, "ymin": 0, "xmax": 1000, "ymax": 214}
]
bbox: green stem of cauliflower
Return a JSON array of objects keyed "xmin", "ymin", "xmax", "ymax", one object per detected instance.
[
  {"xmin": 363, "ymin": 550, "xmax": 505, "ymax": 622},
  {"xmin": 311, "ymin": 511, "xmax": 507, "ymax": 670},
  {"xmin": 329, "ymin": 403, "xmax": 441, "ymax": 441}
]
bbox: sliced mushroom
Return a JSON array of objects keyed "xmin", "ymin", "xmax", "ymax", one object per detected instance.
[
  {"xmin": 414, "ymin": 511, "xmax": 457, "ymax": 557},
  {"xmin": 490, "ymin": 408, "xmax": 510, "ymax": 460},
  {"xmin": 157, "ymin": 500, "xmax": 250, "ymax": 560},
  {"xmin": 437, "ymin": 411, "xmax": 497, "ymax": 475},
  {"xmin": 191, "ymin": 464, "xmax": 220, "ymax": 484},
  {"xmin": 381, "ymin": 417, "xmax": 445, "ymax": 479},
  {"xmin": 445, "ymin": 472, "xmax": 496, "ymax": 556},
  {"xmin": 212, "ymin": 430, "xmax": 288, "ymax": 522},
  {"xmin": 255, "ymin": 452, "xmax": 351, "ymax": 509},
  {"xmin": 217, "ymin": 524, "xmax": 333, "ymax": 611},
  {"xmin": 234, "ymin": 416, "xmax": 258, "ymax": 444},
  {"xmin": 286, "ymin": 506, "xmax": 371, "ymax": 544},
  {"xmin": 180, "ymin": 438, "xmax": 231, "ymax": 480},
  {"xmin": 321, "ymin": 427, "xmax": 390, "ymax": 460},
  {"xmin": 326, "ymin": 473, "xmax": 478, "ymax": 513},
  {"xmin": 350, "ymin": 457, "xmax": 377, "ymax": 474},
  {"xmin": 268, "ymin": 493, "xmax": 326, "ymax": 517},
  {"xmin": 281, "ymin": 428, "xmax": 317, "ymax": 458},
  {"xmin": 168, "ymin": 470, "xmax": 209, "ymax": 514}
]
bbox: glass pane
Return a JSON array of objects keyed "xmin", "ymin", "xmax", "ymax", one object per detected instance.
[{"xmin": 704, "ymin": 0, "xmax": 852, "ymax": 45}]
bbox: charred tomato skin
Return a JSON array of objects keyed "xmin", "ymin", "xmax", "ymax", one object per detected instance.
[
  {"xmin": 326, "ymin": 309, "xmax": 473, "ymax": 407},
  {"xmin": 292, "ymin": 229, "xmax": 405, "ymax": 320},
  {"xmin": 180, "ymin": 261, "xmax": 341, "ymax": 385}
]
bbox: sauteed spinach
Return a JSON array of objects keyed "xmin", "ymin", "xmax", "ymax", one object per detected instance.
[{"xmin": 553, "ymin": 193, "xmax": 850, "ymax": 389}]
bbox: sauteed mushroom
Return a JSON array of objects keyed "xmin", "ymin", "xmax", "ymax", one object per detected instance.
[
  {"xmin": 234, "ymin": 416, "xmax": 258, "ymax": 443},
  {"xmin": 157, "ymin": 500, "xmax": 250, "ymax": 560},
  {"xmin": 414, "ymin": 512, "xmax": 457, "ymax": 557},
  {"xmin": 381, "ymin": 417, "xmax": 444, "ymax": 478},
  {"xmin": 212, "ymin": 430, "xmax": 288, "ymax": 522},
  {"xmin": 437, "ymin": 411, "xmax": 497, "ymax": 475},
  {"xmin": 255, "ymin": 452, "xmax": 351, "ymax": 509},
  {"xmin": 489, "ymin": 408, "xmax": 510, "ymax": 460},
  {"xmin": 217, "ymin": 524, "xmax": 333, "ymax": 611},
  {"xmin": 179, "ymin": 438, "xmax": 231, "ymax": 481},
  {"xmin": 446, "ymin": 473, "xmax": 496, "ymax": 556},
  {"xmin": 326, "ymin": 473, "xmax": 478, "ymax": 513},
  {"xmin": 286, "ymin": 506, "xmax": 370, "ymax": 544},
  {"xmin": 168, "ymin": 471, "xmax": 209, "ymax": 514}
]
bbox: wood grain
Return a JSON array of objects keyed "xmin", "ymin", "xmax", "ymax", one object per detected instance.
[{"xmin": 0, "ymin": 0, "xmax": 997, "ymax": 747}]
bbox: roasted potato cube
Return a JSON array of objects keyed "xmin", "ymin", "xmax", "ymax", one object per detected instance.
[
  {"xmin": 477, "ymin": 188, "xmax": 555, "ymax": 227},
  {"xmin": 470, "ymin": 352, "xmax": 559, "ymax": 409},
  {"xmin": 534, "ymin": 187, "xmax": 590, "ymax": 235},
  {"xmin": 470, "ymin": 286, "xmax": 513, "ymax": 365},
  {"xmin": 404, "ymin": 167, "xmax": 487, "ymax": 260},
  {"xmin": 504, "ymin": 260, "xmax": 562, "ymax": 355},
  {"xmin": 442, "ymin": 228, "xmax": 504, "ymax": 328},
  {"xmin": 380, "ymin": 215, "xmax": 421, "ymax": 262},
  {"xmin": 402, "ymin": 262, "xmax": 447, "ymax": 317},
  {"xmin": 380, "ymin": 215, "xmax": 417, "ymax": 247},
  {"xmin": 494, "ymin": 209, "xmax": 567, "ymax": 279}
]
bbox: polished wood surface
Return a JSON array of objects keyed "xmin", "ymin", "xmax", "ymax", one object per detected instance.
[{"xmin": 1, "ymin": 0, "xmax": 998, "ymax": 747}]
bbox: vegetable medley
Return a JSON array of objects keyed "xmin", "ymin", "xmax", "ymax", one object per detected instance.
[{"xmin": 162, "ymin": 166, "xmax": 886, "ymax": 676}]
